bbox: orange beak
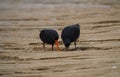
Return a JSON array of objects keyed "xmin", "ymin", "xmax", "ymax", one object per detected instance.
[{"xmin": 55, "ymin": 40, "xmax": 60, "ymax": 51}]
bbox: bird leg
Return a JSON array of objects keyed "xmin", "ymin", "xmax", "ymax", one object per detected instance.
[
  {"xmin": 74, "ymin": 41, "xmax": 77, "ymax": 49},
  {"xmin": 43, "ymin": 43, "xmax": 45, "ymax": 49},
  {"xmin": 52, "ymin": 45, "xmax": 54, "ymax": 51}
]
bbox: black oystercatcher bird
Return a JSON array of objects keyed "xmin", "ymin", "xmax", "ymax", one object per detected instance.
[
  {"xmin": 39, "ymin": 29, "xmax": 59, "ymax": 51},
  {"xmin": 61, "ymin": 24, "xmax": 80, "ymax": 49}
]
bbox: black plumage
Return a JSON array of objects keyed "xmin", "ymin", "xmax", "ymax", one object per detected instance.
[
  {"xmin": 61, "ymin": 24, "xmax": 80, "ymax": 48},
  {"xmin": 39, "ymin": 29, "xmax": 59, "ymax": 50}
]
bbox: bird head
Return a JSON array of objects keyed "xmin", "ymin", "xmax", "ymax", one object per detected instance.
[{"xmin": 64, "ymin": 39, "xmax": 71, "ymax": 48}]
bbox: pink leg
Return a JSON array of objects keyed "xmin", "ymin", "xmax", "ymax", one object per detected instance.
[
  {"xmin": 43, "ymin": 43, "xmax": 45, "ymax": 49},
  {"xmin": 52, "ymin": 45, "xmax": 54, "ymax": 51}
]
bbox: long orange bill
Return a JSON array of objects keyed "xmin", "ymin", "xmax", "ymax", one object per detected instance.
[{"xmin": 55, "ymin": 40, "xmax": 60, "ymax": 51}]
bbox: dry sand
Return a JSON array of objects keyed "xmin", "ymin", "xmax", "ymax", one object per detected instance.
[{"xmin": 0, "ymin": 0, "xmax": 120, "ymax": 77}]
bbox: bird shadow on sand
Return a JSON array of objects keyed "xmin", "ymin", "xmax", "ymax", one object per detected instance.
[
  {"xmin": 61, "ymin": 47, "xmax": 87, "ymax": 51},
  {"xmin": 61, "ymin": 46, "xmax": 110, "ymax": 51},
  {"xmin": 32, "ymin": 46, "xmax": 100, "ymax": 52},
  {"xmin": 29, "ymin": 41, "xmax": 111, "ymax": 52}
]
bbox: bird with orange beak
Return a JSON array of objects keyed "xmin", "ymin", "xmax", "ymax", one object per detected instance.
[{"xmin": 40, "ymin": 29, "xmax": 59, "ymax": 51}]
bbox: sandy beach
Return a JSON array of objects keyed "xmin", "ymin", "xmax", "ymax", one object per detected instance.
[{"xmin": 0, "ymin": 0, "xmax": 120, "ymax": 77}]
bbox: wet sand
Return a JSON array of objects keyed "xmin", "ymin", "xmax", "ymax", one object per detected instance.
[{"xmin": 0, "ymin": 0, "xmax": 120, "ymax": 77}]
